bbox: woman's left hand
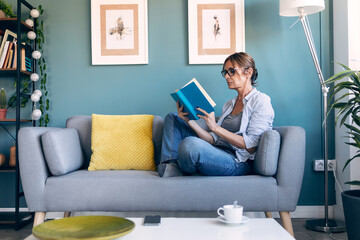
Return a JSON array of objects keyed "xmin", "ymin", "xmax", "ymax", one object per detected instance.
[{"xmin": 196, "ymin": 107, "xmax": 218, "ymax": 132}]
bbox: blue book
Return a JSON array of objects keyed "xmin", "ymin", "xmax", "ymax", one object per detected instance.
[{"xmin": 170, "ymin": 78, "xmax": 216, "ymax": 120}]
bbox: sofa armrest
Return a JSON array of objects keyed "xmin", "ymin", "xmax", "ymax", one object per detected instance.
[
  {"xmin": 18, "ymin": 127, "xmax": 63, "ymax": 212},
  {"xmin": 274, "ymin": 126, "xmax": 306, "ymax": 211}
]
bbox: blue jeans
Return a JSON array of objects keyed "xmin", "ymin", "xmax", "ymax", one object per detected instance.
[{"xmin": 160, "ymin": 112, "xmax": 251, "ymax": 176}]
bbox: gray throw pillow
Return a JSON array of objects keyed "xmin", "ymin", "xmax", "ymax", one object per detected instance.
[
  {"xmin": 41, "ymin": 128, "xmax": 84, "ymax": 176},
  {"xmin": 254, "ymin": 130, "xmax": 281, "ymax": 176}
]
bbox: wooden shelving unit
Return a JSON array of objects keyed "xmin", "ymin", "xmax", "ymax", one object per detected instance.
[{"xmin": 0, "ymin": 0, "xmax": 38, "ymax": 230}]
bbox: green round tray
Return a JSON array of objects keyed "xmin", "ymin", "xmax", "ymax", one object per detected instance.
[{"xmin": 32, "ymin": 215, "xmax": 135, "ymax": 240}]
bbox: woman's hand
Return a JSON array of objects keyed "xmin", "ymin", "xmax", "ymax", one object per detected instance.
[
  {"xmin": 177, "ymin": 101, "xmax": 190, "ymax": 122},
  {"xmin": 196, "ymin": 107, "xmax": 218, "ymax": 132}
]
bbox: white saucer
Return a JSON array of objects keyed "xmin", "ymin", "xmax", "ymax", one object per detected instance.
[{"xmin": 217, "ymin": 216, "xmax": 249, "ymax": 224}]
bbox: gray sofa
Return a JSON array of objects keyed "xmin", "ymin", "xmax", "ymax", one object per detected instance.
[{"xmin": 18, "ymin": 115, "xmax": 305, "ymax": 236}]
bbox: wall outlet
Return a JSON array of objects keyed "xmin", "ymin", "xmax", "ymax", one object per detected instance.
[{"xmin": 313, "ymin": 159, "xmax": 336, "ymax": 171}]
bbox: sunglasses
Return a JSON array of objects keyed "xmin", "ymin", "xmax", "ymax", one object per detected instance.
[{"xmin": 221, "ymin": 67, "xmax": 241, "ymax": 78}]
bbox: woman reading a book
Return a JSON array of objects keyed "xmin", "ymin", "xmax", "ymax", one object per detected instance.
[{"xmin": 158, "ymin": 52, "xmax": 274, "ymax": 177}]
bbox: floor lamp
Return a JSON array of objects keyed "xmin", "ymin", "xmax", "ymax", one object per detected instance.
[{"xmin": 279, "ymin": 0, "xmax": 346, "ymax": 233}]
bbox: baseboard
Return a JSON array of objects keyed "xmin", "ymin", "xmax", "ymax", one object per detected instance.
[{"xmin": 0, "ymin": 206, "xmax": 336, "ymax": 219}]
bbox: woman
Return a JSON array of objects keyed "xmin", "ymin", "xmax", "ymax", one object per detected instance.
[{"xmin": 158, "ymin": 52, "xmax": 274, "ymax": 177}]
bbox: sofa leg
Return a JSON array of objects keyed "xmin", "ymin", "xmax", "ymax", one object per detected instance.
[
  {"xmin": 33, "ymin": 212, "xmax": 46, "ymax": 227},
  {"xmin": 265, "ymin": 212, "xmax": 272, "ymax": 218},
  {"xmin": 64, "ymin": 212, "xmax": 71, "ymax": 218},
  {"xmin": 279, "ymin": 211, "xmax": 294, "ymax": 237}
]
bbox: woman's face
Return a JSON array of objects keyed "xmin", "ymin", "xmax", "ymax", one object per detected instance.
[{"xmin": 223, "ymin": 60, "xmax": 251, "ymax": 90}]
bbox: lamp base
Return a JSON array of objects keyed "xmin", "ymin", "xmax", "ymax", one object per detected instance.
[{"xmin": 305, "ymin": 219, "xmax": 346, "ymax": 233}]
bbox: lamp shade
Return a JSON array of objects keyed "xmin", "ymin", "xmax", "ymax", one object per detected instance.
[{"xmin": 279, "ymin": 0, "xmax": 325, "ymax": 17}]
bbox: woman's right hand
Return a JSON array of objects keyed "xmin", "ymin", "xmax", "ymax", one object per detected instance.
[{"xmin": 177, "ymin": 101, "xmax": 190, "ymax": 122}]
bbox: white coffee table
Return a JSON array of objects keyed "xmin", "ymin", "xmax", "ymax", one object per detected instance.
[{"xmin": 26, "ymin": 217, "xmax": 295, "ymax": 240}]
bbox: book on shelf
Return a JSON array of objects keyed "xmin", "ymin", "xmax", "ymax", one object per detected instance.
[
  {"xmin": 0, "ymin": 30, "xmax": 4, "ymax": 48},
  {"xmin": 2, "ymin": 42, "xmax": 13, "ymax": 68},
  {"xmin": 0, "ymin": 29, "xmax": 16, "ymax": 59},
  {"xmin": 170, "ymin": 78, "xmax": 216, "ymax": 120},
  {"xmin": 21, "ymin": 47, "xmax": 32, "ymax": 72},
  {"xmin": 12, "ymin": 42, "xmax": 16, "ymax": 68},
  {"xmin": 0, "ymin": 41, "xmax": 10, "ymax": 68},
  {"xmin": 0, "ymin": 29, "xmax": 33, "ymax": 72},
  {"xmin": 6, "ymin": 49, "xmax": 13, "ymax": 68}
]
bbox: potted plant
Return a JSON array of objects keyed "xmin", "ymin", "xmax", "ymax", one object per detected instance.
[
  {"xmin": 325, "ymin": 64, "xmax": 360, "ymax": 240},
  {"xmin": 0, "ymin": 88, "xmax": 7, "ymax": 119},
  {"xmin": 0, "ymin": 0, "xmax": 16, "ymax": 18}
]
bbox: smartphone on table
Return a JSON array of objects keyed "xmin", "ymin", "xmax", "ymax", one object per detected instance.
[{"xmin": 144, "ymin": 215, "xmax": 161, "ymax": 226}]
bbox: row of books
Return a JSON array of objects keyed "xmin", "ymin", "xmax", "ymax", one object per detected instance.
[{"xmin": 0, "ymin": 29, "xmax": 32, "ymax": 71}]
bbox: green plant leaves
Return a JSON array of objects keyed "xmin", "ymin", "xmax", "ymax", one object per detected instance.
[
  {"xmin": 0, "ymin": 0, "xmax": 16, "ymax": 18},
  {"xmin": 34, "ymin": 5, "xmax": 49, "ymax": 127},
  {"xmin": 327, "ymin": 64, "xmax": 360, "ymax": 186},
  {"xmin": 345, "ymin": 180, "xmax": 360, "ymax": 186}
]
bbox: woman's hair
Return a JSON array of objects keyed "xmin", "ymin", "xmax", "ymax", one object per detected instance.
[{"xmin": 223, "ymin": 52, "xmax": 258, "ymax": 86}]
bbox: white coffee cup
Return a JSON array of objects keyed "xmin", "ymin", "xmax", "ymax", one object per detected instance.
[{"xmin": 217, "ymin": 204, "xmax": 243, "ymax": 222}]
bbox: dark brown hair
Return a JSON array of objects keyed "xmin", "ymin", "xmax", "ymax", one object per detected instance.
[{"xmin": 223, "ymin": 52, "xmax": 258, "ymax": 86}]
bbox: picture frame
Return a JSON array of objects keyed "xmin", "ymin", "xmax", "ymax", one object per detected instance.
[
  {"xmin": 91, "ymin": 0, "xmax": 148, "ymax": 65},
  {"xmin": 188, "ymin": 0, "xmax": 245, "ymax": 64},
  {"xmin": 0, "ymin": 29, "xmax": 16, "ymax": 56}
]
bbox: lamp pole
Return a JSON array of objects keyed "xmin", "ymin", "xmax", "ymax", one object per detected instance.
[{"xmin": 297, "ymin": 9, "xmax": 346, "ymax": 233}]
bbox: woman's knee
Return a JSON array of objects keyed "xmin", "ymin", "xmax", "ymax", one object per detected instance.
[
  {"xmin": 178, "ymin": 137, "xmax": 210, "ymax": 164},
  {"xmin": 178, "ymin": 137, "xmax": 205, "ymax": 154},
  {"xmin": 164, "ymin": 112, "xmax": 186, "ymax": 127},
  {"xmin": 177, "ymin": 137, "xmax": 203, "ymax": 173},
  {"xmin": 165, "ymin": 112, "xmax": 177, "ymax": 121}
]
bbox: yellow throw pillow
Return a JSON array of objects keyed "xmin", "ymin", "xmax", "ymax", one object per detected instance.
[{"xmin": 89, "ymin": 114, "xmax": 155, "ymax": 171}]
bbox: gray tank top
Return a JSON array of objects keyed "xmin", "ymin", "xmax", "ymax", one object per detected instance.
[{"xmin": 214, "ymin": 112, "xmax": 242, "ymax": 155}]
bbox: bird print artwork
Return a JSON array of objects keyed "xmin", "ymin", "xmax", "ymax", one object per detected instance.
[{"xmin": 109, "ymin": 17, "xmax": 132, "ymax": 40}]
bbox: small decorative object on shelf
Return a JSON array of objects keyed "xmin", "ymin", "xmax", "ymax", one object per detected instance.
[
  {"xmin": 0, "ymin": 88, "xmax": 7, "ymax": 119},
  {"xmin": 30, "ymin": 8, "xmax": 39, "ymax": 18},
  {"xmin": 27, "ymin": 30, "xmax": 36, "ymax": 40},
  {"xmin": 9, "ymin": 144, "xmax": 15, "ymax": 167},
  {"xmin": 0, "ymin": 0, "xmax": 16, "ymax": 18},
  {"xmin": 32, "ymin": 50, "xmax": 41, "ymax": 59},
  {"xmin": 0, "ymin": 153, "xmax": 5, "ymax": 166},
  {"xmin": 25, "ymin": 18, "xmax": 34, "ymax": 27},
  {"xmin": 30, "ymin": 73, "xmax": 39, "ymax": 82}
]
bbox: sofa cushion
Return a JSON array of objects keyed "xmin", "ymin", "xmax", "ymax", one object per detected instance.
[
  {"xmin": 253, "ymin": 130, "xmax": 280, "ymax": 176},
  {"xmin": 88, "ymin": 114, "xmax": 156, "ymax": 171},
  {"xmin": 66, "ymin": 115, "xmax": 164, "ymax": 168},
  {"xmin": 44, "ymin": 170, "xmax": 278, "ymax": 212},
  {"xmin": 41, "ymin": 128, "xmax": 84, "ymax": 176}
]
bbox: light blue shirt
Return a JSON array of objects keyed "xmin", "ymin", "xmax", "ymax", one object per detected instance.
[{"xmin": 210, "ymin": 88, "xmax": 274, "ymax": 162}]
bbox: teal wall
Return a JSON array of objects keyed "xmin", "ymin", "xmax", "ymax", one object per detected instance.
[{"xmin": 0, "ymin": 0, "xmax": 335, "ymax": 208}]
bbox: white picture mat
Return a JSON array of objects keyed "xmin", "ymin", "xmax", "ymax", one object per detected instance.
[
  {"xmin": 188, "ymin": 0, "xmax": 245, "ymax": 64},
  {"xmin": 91, "ymin": 0, "xmax": 148, "ymax": 65}
]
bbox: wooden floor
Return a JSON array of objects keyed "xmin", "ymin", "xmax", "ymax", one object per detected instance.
[{"xmin": 0, "ymin": 218, "xmax": 349, "ymax": 240}]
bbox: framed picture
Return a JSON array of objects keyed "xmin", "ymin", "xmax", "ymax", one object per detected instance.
[
  {"xmin": 91, "ymin": 0, "xmax": 148, "ymax": 65},
  {"xmin": 0, "ymin": 29, "xmax": 16, "ymax": 55},
  {"xmin": 188, "ymin": 0, "xmax": 245, "ymax": 64}
]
